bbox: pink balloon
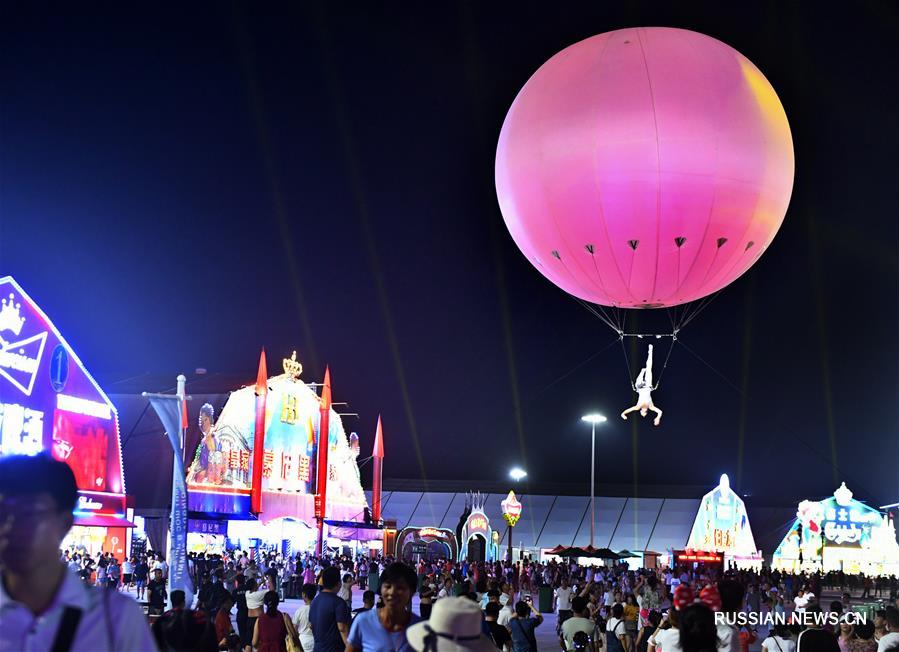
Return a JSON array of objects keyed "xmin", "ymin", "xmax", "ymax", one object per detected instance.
[{"xmin": 495, "ymin": 27, "xmax": 794, "ymax": 308}]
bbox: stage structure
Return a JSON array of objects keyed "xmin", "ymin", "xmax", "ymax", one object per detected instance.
[
  {"xmin": 772, "ymin": 482, "xmax": 899, "ymax": 576},
  {"xmin": 685, "ymin": 474, "xmax": 762, "ymax": 569},
  {"xmin": 458, "ymin": 492, "xmax": 499, "ymax": 562},
  {"xmin": 0, "ymin": 276, "xmax": 133, "ymax": 557},
  {"xmin": 184, "ymin": 351, "xmax": 377, "ymax": 554}
]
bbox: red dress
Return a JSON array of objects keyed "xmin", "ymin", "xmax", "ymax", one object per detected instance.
[{"xmin": 255, "ymin": 611, "xmax": 287, "ymax": 652}]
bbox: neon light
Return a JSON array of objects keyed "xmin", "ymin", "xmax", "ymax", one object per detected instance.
[
  {"xmin": 419, "ymin": 528, "xmax": 444, "ymax": 538},
  {"xmin": 0, "ymin": 278, "xmax": 119, "ymax": 421},
  {"xmin": 0, "ymin": 402, "xmax": 44, "ymax": 455},
  {"xmin": 0, "ymin": 277, "xmax": 125, "ymax": 494},
  {"xmin": 57, "ymin": 394, "xmax": 112, "ymax": 419},
  {"xmin": 0, "ymin": 331, "xmax": 48, "ymax": 396}
]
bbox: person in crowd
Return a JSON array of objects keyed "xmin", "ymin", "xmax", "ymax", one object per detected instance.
[
  {"xmin": 293, "ymin": 583, "xmax": 318, "ymax": 652},
  {"xmin": 637, "ymin": 611, "xmax": 662, "ymax": 652},
  {"xmin": 718, "ymin": 579, "xmax": 745, "ymax": 652},
  {"xmin": 679, "ymin": 604, "xmax": 718, "ymax": 652},
  {"xmin": 253, "ymin": 590, "xmax": 299, "ymax": 652},
  {"xmin": 310, "ymin": 566, "xmax": 352, "ymax": 651},
  {"xmin": 122, "ymin": 556, "xmax": 134, "ymax": 590},
  {"xmin": 763, "ymin": 625, "xmax": 797, "ymax": 652},
  {"xmin": 556, "ymin": 578, "xmax": 576, "ymax": 632},
  {"xmin": 148, "ymin": 567, "xmax": 169, "ymax": 616},
  {"xmin": 352, "ymin": 590, "xmax": 376, "ymax": 621},
  {"xmin": 509, "ymin": 599, "xmax": 543, "ymax": 652},
  {"xmin": 562, "ymin": 595, "xmax": 600, "ymax": 651},
  {"xmin": 485, "ymin": 602, "xmax": 512, "ymax": 651},
  {"xmin": 419, "ymin": 577, "xmax": 436, "ymax": 619},
  {"xmin": 624, "ymin": 594, "xmax": 640, "ymax": 643},
  {"xmin": 245, "ymin": 577, "xmax": 270, "ymax": 652},
  {"xmin": 135, "ymin": 555, "xmax": 150, "ymax": 601},
  {"xmin": 152, "ymin": 606, "xmax": 219, "ymax": 651},
  {"xmin": 106, "ymin": 557, "xmax": 121, "ymax": 590},
  {"xmin": 216, "ymin": 593, "xmax": 236, "ymax": 649},
  {"xmin": 877, "ymin": 608, "xmax": 899, "ymax": 652},
  {"xmin": 347, "ymin": 562, "xmax": 420, "ymax": 651},
  {"xmin": 609, "ymin": 602, "xmax": 634, "ymax": 652},
  {"xmin": 339, "ymin": 572, "xmax": 354, "ymax": 607},
  {"xmin": 0, "ymin": 454, "xmax": 157, "ymax": 651},
  {"xmin": 406, "ymin": 597, "xmax": 497, "ymax": 651},
  {"xmin": 797, "ymin": 604, "xmax": 840, "ymax": 652}
]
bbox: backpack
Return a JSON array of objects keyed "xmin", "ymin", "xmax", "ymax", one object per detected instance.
[{"xmin": 573, "ymin": 631, "xmax": 595, "ymax": 651}]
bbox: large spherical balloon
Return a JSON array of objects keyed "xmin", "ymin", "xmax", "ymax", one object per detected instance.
[{"xmin": 495, "ymin": 27, "xmax": 794, "ymax": 308}]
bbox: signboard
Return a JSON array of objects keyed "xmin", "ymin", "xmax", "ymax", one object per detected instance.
[
  {"xmin": 188, "ymin": 519, "xmax": 228, "ymax": 536},
  {"xmin": 466, "ymin": 513, "xmax": 489, "ymax": 538},
  {"xmin": 0, "ymin": 277, "xmax": 128, "ymax": 527}
]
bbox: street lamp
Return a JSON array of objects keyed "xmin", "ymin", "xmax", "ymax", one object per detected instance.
[{"xmin": 581, "ymin": 413, "xmax": 607, "ymax": 547}]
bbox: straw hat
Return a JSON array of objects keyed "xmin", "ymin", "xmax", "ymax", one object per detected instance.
[{"xmin": 407, "ymin": 598, "xmax": 498, "ymax": 652}]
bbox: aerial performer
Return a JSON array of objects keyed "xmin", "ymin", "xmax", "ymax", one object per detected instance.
[
  {"xmin": 620, "ymin": 345, "xmax": 662, "ymax": 425},
  {"xmin": 494, "ymin": 27, "xmax": 795, "ymax": 422}
]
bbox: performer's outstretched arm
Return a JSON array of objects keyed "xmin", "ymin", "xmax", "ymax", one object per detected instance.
[
  {"xmin": 649, "ymin": 404, "xmax": 662, "ymax": 426},
  {"xmin": 621, "ymin": 404, "xmax": 640, "ymax": 420}
]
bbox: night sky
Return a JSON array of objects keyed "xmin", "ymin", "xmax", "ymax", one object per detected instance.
[{"xmin": 2, "ymin": 2, "xmax": 897, "ymax": 509}]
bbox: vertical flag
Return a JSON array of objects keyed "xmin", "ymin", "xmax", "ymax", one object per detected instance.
[
  {"xmin": 144, "ymin": 375, "xmax": 193, "ymax": 609},
  {"xmin": 251, "ymin": 349, "xmax": 268, "ymax": 514}
]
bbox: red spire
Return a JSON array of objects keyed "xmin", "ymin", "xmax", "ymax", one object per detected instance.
[
  {"xmin": 373, "ymin": 414, "xmax": 384, "ymax": 458},
  {"xmin": 321, "ymin": 366, "xmax": 332, "ymax": 410},
  {"xmin": 255, "ymin": 348, "xmax": 268, "ymax": 396}
]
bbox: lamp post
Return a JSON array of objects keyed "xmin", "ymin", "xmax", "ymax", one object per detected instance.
[
  {"xmin": 503, "ymin": 468, "xmax": 526, "ymax": 562},
  {"xmin": 581, "ymin": 414, "xmax": 607, "ymax": 547}
]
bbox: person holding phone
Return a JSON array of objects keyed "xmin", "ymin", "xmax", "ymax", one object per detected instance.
[{"xmin": 509, "ymin": 600, "xmax": 543, "ymax": 652}]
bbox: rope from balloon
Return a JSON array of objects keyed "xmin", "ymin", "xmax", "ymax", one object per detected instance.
[{"xmin": 575, "ymin": 289, "xmax": 724, "ymax": 391}]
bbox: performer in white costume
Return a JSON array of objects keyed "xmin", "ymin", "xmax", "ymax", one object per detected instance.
[{"xmin": 620, "ymin": 344, "xmax": 663, "ymax": 426}]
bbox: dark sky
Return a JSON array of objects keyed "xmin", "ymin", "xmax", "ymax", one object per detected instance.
[{"xmin": 2, "ymin": 2, "xmax": 897, "ymax": 508}]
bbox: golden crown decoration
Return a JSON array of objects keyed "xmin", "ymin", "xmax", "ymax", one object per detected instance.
[{"xmin": 282, "ymin": 351, "xmax": 303, "ymax": 379}]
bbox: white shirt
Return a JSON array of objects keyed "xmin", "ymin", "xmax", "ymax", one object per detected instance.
[
  {"xmin": 497, "ymin": 604, "xmax": 515, "ymax": 628},
  {"xmin": 762, "ymin": 635, "xmax": 796, "ymax": 652},
  {"xmin": 292, "ymin": 603, "xmax": 315, "ymax": 652},
  {"xmin": 717, "ymin": 623, "xmax": 740, "ymax": 652},
  {"xmin": 556, "ymin": 587, "xmax": 574, "ymax": 611},
  {"xmin": 0, "ymin": 568, "xmax": 156, "ymax": 652},
  {"xmin": 794, "ymin": 595, "xmax": 809, "ymax": 611},
  {"xmin": 245, "ymin": 588, "xmax": 268, "ymax": 610},
  {"xmin": 651, "ymin": 627, "xmax": 682, "ymax": 652},
  {"xmin": 877, "ymin": 632, "xmax": 899, "ymax": 652}
]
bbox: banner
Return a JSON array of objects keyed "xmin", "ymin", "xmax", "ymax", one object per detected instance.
[{"xmin": 147, "ymin": 394, "xmax": 194, "ymax": 609}]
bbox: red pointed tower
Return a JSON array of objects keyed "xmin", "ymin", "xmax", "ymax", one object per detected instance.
[
  {"xmin": 372, "ymin": 415, "xmax": 385, "ymax": 523},
  {"xmin": 250, "ymin": 349, "xmax": 268, "ymax": 514},
  {"xmin": 315, "ymin": 367, "xmax": 332, "ymax": 555}
]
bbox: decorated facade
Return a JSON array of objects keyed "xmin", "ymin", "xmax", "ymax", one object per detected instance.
[
  {"xmin": 685, "ymin": 474, "xmax": 761, "ymax": 569},
  {"xmin": 0, "ymin": 276, "xmax": 132, "ymax": 557},
  {"xmin": 184, "ymin": 351, "xmax": 371, "ymax": 551},
  {"xmin": 772, "ymin": 482, "xmax": 899, "ymax": 576},
  {"xmin": 458, "ymin": 492, "xmax": 499, "ymax": 562}
]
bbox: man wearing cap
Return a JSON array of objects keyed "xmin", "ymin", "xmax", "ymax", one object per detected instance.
[{"xmin": 0, "ymin": 454, "xmax": 157, "ymax": 651}]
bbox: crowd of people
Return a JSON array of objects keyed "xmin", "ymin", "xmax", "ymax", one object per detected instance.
[{"xmin": 3, "ymin": 454, "xmax": 899, "ymax": 652}]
